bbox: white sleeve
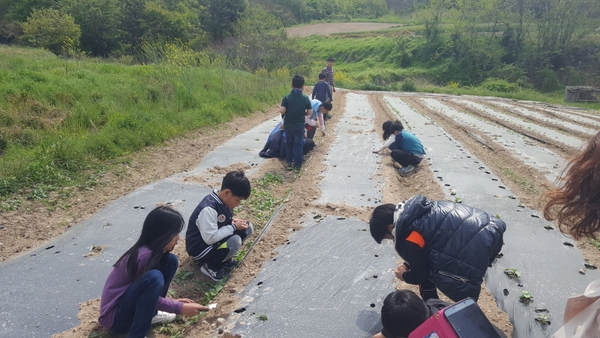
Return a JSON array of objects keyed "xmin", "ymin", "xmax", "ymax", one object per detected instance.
[
  {"xmin": 376, "ymin": 137, "xmax": 394, "ymax": 152},
  {"xmin": 197, "ymin": 207, "xmax": 235, "ymax": 245}
]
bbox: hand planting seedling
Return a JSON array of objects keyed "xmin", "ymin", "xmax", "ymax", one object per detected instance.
[
  {"xmin": 504, "ymin": 268, "xmax": 521, "ymax": 278},
  {"xmin": 519, "ymin": 291, "xmax": 533, "ymax": 304}
]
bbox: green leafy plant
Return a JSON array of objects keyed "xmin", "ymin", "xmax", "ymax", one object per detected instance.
[
  {"xmin": 257, "ymin": 314, "xmax": 268, "ymax": 321},
  {"xmin": 519, "ymin": 291, "xmax": 533, "ymax": 304},
  {"xmin": 504, "ymin": 268, "xmax": 521, "ymax": 278}
]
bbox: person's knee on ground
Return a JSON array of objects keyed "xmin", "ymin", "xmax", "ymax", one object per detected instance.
[{"xmin": 378, "ymin": 290, "xmax": 429, "ymax": 338}]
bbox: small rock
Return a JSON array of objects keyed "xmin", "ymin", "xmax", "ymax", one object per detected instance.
[
  {"xmin": 216, "ymin": 318, "xmax": 226, "ymax": 326},
  {"xmin": 579, "ymin": 269, "xmax": 586, "ymax": 275},
  {"xmin": 218, "ymin": 328, "xmax": 224, "ymax": 334}
]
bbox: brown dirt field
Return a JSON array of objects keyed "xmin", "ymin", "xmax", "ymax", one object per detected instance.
[{"xmin": 287, "ymin": 22, "xmax": 402, "ymax": 38}]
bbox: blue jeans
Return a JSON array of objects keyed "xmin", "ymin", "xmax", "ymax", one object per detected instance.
[
  {"xmin": 285, "ymin": 125, "xmax": 305, "ymax": 167},
  {"xmin": 111, "ymin": 253, "xmax": 178, "ymax": 338}
]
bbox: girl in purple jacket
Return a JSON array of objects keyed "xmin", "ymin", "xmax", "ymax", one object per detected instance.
[{"xmin": 99, "ymin": 206, "xmax": 209, "ymax": 338}]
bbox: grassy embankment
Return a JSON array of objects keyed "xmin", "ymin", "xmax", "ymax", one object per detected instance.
[
  {"xmin": 297, "ymin": 27, "xmax": 600, "ymax": 109},
  {"xmin": 0, "ymin": 46, "xmax": 290, "ymax": 211}
]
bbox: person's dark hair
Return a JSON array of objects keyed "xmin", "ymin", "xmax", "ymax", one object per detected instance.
[
  {"xmin": 114, "ymin": 206, "xmax": 185, "ymax": 279},
  {"xmin": 389, "ymin": 121, "xmax": 404, "ymax": 134},
  {"xmin": 292, "ymin": 75, "xmax": 305, "ymax": 89},
  {"xmin": 544, "ymin": 131, "xmax": 600, "ymax": 239},
  {"xmin": 318, "ymin": 73, "xmax": 326, "ymax": 80},
  {"xmin": 369, "ymin": 203, "xmax": 396, "ymax": 244},
  {"xmin": 382, "ymin": 120, "xmax": 395, "ymax": 140},
  {"xmin": 381, "ymin": 290, "xmax": 429, "ymax": 338},
  {"xmin": 222, "ymin": 170, "xmax": 251, "ymax": 199},
  {"xmin": 321, "ymin": 102, "xmax": 332, "ymax": 111},
  {"xmin": 327, "ymin": 57, "xmax": 335, "ymax": 62}
]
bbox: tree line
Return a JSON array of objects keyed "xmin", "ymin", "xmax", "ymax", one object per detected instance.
[{"xmin": 408, "ymin": 0, "xmax": 600, "ymax": 91}]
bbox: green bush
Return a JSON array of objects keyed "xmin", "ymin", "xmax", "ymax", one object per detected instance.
[
  {"xmin": 480, "ymin": 78, "xmax": 520, "ymax": 93},
  {"xmin": 534, "ymin": 68, "xmax": 561, "ymax": 93},
  {"xmin": 401, "ymin": 80, "xmax": 417, "ymax": 92},
  {"xmin": 20, "ymin": 9, "xmax": 81, "ymax": 55}
]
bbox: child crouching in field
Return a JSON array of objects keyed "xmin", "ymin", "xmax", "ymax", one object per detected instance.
[
  {"xmin": 99, "ymin": 206, "xmax": 209, "ymax": 338},
  {"xmin": 373, "ymin": 121, "xmax": 425, "ymax": 175},
  {"xmin": 369, "ymin": 195, "xmax": 505, "ymax": 302},
  {"xmin": 186, "ymin": 170, "xmax": 253, "ymax": 282}
]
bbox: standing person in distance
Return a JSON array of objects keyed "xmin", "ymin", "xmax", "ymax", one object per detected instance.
[
  {"xmin": 312, "ymin": 73, "xmax": 333, "ymax": 104},
  {"xmin": 280, "ymin": 75, "xmax": 313, "ymax": 171},
  {"xmin": 99, "ymin": 206, "xmax": 209, "ymax": 338},
  {"xmin": 322, "ymin": 57, "xmax": 335, "ymax": 120}
]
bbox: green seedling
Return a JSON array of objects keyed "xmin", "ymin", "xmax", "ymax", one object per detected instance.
[
  {"xmin": 544, "ymin": 224, "xmax": 554, "ymax": 230},
  {"xmin": 257, "ymin": 314, "xmax": 268, "ymax": 321},
  {"xmin": 454, "ymin": 197, "xmax": 462, "ymax": 203},
  {"xmin": 535, "ymin": 313, "xmax": 551, "ymax": 325},
  {"xmin": 504, "ymin": 268, "xmax": 521, "ymax": 278},
  {"xmin": 519, "ymin": 291, "xmax": 534, "ymax": 304},
  {"xmin": 508, "ymin": 195, "xmax": 517, "ymax": 200},
  {"xmin": 495, "ymin": 214, "xmax": 501, "ymax": 219},
  {"xmin": 174, "ymin": 270, "xmax": 193, "ymax": 284},
  {"xmin": 313, "ymin": 214, "xmax": 322, "ymax": 219}
]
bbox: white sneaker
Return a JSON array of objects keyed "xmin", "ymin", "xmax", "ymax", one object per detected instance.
[{"xmin": 151, "ymin": 310, "xmax": 176, "ymax": 325}]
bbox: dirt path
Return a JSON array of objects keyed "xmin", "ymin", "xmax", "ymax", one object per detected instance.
[
  {"xmin": 5, "ymin": 89, "xmax": 600, "ymax": 338},
  {"xmin": 287, "ymin": 22, "xmax": 402, "ymax": 38}
]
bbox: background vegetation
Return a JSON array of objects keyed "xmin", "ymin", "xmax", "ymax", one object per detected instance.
[
  {"xmin": 0, "ymin": 45, "xmax": 289, "ymax": 209},
  {"xmin": 1, "ymin": 0, "xmax": 600, "ymax": 207},
  {"xmin": 298, "ymin": 0, "xmax": 600, "ymax": 101}
]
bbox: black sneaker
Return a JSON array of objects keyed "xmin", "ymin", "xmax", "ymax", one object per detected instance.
[
  {"xmin": 222, "ymin": 258, "xmax": 238, "ymax": 271},
  {"xmin": 200, "ymin": 264, "xmax": 228, "ymax": 282}
]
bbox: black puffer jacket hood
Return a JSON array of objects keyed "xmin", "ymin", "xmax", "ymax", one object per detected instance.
[{"xmin": 395, "ymin": 195, "xmax": 506, "ymax": 301}]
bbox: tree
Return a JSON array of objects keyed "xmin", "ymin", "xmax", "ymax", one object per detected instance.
[
  {"xmin": 6, "ymin": 0, "xmax": 60, "ymax": 21},
  {"xmin": 200, "ymin": 0, "xmax": 247, "ymax": 41},
  {"xmin": 120, "ymin": 0, "xmax": 147, "ymax": 53},
  {"xmin": 20, "ymin": 8, "xmax": 81, "ymax": 54},
  {"xmin": 60, "ymin": 0, "xmax": 122, "ymax": 57}
]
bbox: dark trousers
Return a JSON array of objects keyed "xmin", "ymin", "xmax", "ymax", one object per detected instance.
[
  {"xmin": 391, "ymin": 150, "xmax": 423, "ymax": 167},
  {"xmin": 196, "ymin": 226, "xmax": 253, "ymax": 270},
  {"xmin": 305, "ymin": 124, "xmax": 316, "ymax": 140},
  {"xmin": 285, "ymin": 125, "xmax": 305, "ymax": 167},
  {"xmin": 111, "ymin": 253, "xmax": 178, "ymax": 338}
]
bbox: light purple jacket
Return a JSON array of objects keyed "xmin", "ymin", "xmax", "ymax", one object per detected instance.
[{"xmin": 98, "ymin": 246, "xmax": 183, "ymax": 329}]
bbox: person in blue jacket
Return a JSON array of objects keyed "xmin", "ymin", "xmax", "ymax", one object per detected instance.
[
  {"xmin": 373, "ymin": 121, "xmax": 425, "ymax": 175},
  {"xmin": 369, "ymin": 195, "xmax": 506, "ymax": 302},
  {"xmin": 259, "ymin": 122, "xmax": 315, "ymax": 159}
]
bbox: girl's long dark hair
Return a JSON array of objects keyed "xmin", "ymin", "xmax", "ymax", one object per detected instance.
[
  {"xmin": 382, "ymin": 120, "xmax": 403, "ymax": 140},
  {"xmin": 114, "ymin": 206, "xmax": 185, "ymax": 279},
  {"xmin": 543, "ymin": 131, "xmax": 600, "ymax": 239}
]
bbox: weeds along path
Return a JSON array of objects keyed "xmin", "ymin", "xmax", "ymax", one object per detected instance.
[{"xmin": 391, "ymin": 95, "xmax": 600, "ymax": 337}]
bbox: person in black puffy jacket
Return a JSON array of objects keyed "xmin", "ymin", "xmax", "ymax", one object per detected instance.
[{"xmin": 369, "ymin": 195, "xmax": 506, "ymax": 302}]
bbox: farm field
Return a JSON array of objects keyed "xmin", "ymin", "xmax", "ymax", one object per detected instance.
[{"xmin": 2, "ymin": 88, "xmax": 599, "ymax": 338}]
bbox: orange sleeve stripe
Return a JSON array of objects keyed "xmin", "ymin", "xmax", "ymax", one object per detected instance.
[{"xmin": 406, "ymin": 231, "xmax": 425, "ymax": 248}]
